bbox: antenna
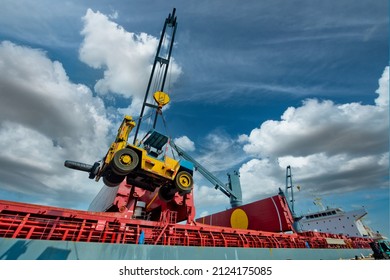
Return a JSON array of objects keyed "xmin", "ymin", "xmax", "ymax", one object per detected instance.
[{"xmin": 313, "ymin": 197, "xmax": 326, "ymax": 211}]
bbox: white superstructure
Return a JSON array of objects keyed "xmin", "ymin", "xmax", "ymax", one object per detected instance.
[{"xmin": 298, "ymin": 207, "xmax": 371, "ymax": 237}]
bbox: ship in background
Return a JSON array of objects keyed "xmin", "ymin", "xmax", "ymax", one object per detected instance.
[
  {"xmin": 283, "ymin": 166, "xmax": 385, "ymax": 240},
  {"xmin": 298, "ymin": 198, "xmax": 385, "ymax": 240},
  {"xmin": 0, "ymin": 9, "xmax": 378, "ymax": 260}
]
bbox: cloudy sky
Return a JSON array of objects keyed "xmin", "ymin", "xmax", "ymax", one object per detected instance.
[{"xmin": 0, "ymin": 0, "xmax": 388, "ymax": 237}]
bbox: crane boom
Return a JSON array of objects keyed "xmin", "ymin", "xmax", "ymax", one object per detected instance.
[
  {"xmin": 133, "ymin": 8, "xmax": 177, "ymax": 144},
  {"xmin": 170, "ymin": 141, "xmax": 242, "ymax": 207}
]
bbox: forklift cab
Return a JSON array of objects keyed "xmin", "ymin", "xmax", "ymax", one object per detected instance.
[{"xmin": 141, "ymin": 130, "xmax": 169, "ymax": 159}]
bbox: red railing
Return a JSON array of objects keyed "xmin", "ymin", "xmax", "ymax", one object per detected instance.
[{"xmin": 0, "ymin": 200, "xmax": 373, "ymax": 249}]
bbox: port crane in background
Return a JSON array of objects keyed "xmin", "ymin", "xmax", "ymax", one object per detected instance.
[
  {"xmin": 285, "ymin": 165, "xmax": 296, "ymax": 216},
  {"xmin": 282, "ymin": 165, "xmax": 302, "ymax": 232}
]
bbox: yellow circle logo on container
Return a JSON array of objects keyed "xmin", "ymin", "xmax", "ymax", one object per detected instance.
[{"xmin": 230, "ymin": 208, "xmax": 249, "ymax": 229}]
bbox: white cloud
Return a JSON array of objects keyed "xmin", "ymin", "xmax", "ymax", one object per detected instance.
[
  {"xmin": 0, "ymin": 40, "xmax": 112, "ymax": 209},
  {"xmin": 239, "ymin": 158, "xmax": 284, "ymax": 201},
  {"xmin": 237, "ymin": 66, "xmax": 389, "ymax": 201},
  {"xmin": 195, "ymin": 131, "xmax": 248, "ymax": 173},
  {"xmin": 108, "ymin": 11, "xmax": 119, "ymax": 20},
  {"xmin": 173, "ymin": 136, "xmax": 195, "ymax": 152},
  {"xmin": 375, "ymin": 66, "xmax": 389, "ymax": 107},
  {"xmin": 180, "ymin": 131, "xmax": 250, "ymax": 217},
  {"xmin": 79, "ymin": 9, "xmax": 182, "ymax": 111},
  {"xmin": 242, "ymin": 98, "xmax": 387, "ymax": 158},
  {"xmin": 192, "ymin": 172, "xmax": 229, "ymax": 217}
]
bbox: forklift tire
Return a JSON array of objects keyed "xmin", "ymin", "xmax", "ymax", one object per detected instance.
[
  {"xmin": 112, "ymin": 148, "xmax": 139, "ymax": 176},
  {"xmin": 174, "ymin": 171, "xmax": 193, "ymax": 194},
  {"xmin": 103, "ymin": 172, "xmax": 125, "ymax": 187},
  {"xmin": 158, "ymin": 185, "xmax": 176, "ymax": 202}
]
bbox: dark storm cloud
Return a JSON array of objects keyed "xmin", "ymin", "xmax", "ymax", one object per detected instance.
[{"xmin": 298, "ymin": 160, "xmax": 389, "ymax": 195}]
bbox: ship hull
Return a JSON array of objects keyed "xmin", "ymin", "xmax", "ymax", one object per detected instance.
[{"xmin": 0, "ymin": 237, "xmax": 372, "ymax": 260}]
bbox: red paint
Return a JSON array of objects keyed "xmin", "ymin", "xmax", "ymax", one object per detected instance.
[
  {"xmin": 196, "ymin": 195, "xmax": 294, "ymax": 232},
  {"xmin": 0, "ymin": 199, "xmax": 372, "ymax": 249}
]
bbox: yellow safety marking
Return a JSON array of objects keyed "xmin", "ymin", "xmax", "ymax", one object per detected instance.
[
  {"xmin": 230, "ymin": 208, "xmax": 249, "ymax": 229},
  {"xmin": 179, "ymin": 174, "xmax": 191, "ymax": 188},
  {"xmin": 146, "ymin": 191, "xmax": 159, "ymax": 211},
  {"xmin": 121, "ymin": 155, "xmax": 131, "ymax": 164},
  {"xmin": 153, "ymin": 91, "xmax": 170, "ymax": 107}
]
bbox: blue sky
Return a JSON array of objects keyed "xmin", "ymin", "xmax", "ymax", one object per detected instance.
[{"xmin": 0, "ymin": 0, "xmax": 388, "ymax": 237}]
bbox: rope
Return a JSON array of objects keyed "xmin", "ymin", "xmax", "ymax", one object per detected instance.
[
  {"xmin": 132, "ymin": 112, "xmax": 154, "ymax": 145},
  {"xmin": 132, "ymin": 111, "xmax": 153, "ymax": 123},
  {"xmin": 167, "ymin": 60, "xmax": 172, "ymax": 94},
  {"xmin": 166, "ymin": 28, "xmax": 174, "ymax": 93}
]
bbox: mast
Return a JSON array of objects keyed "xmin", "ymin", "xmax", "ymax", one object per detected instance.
[{"xmin": 285, "ymin": 165, "xmax": 295, "ymax": 216}]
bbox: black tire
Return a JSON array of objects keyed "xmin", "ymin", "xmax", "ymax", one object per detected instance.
[
  {"xmin": 158, "ymin": 185, "xmax": 175, "ymax": 202},
  {"xmin": 174, "ymin": 171, "xmax": 193, "ymax": 194},
  {"xmin": 103, "ymin": 172, "xmax": 125, "ymax": 187},
  {"xmin": 112, "ymin": 148, "xmax": 139, "ymax": 176}
]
